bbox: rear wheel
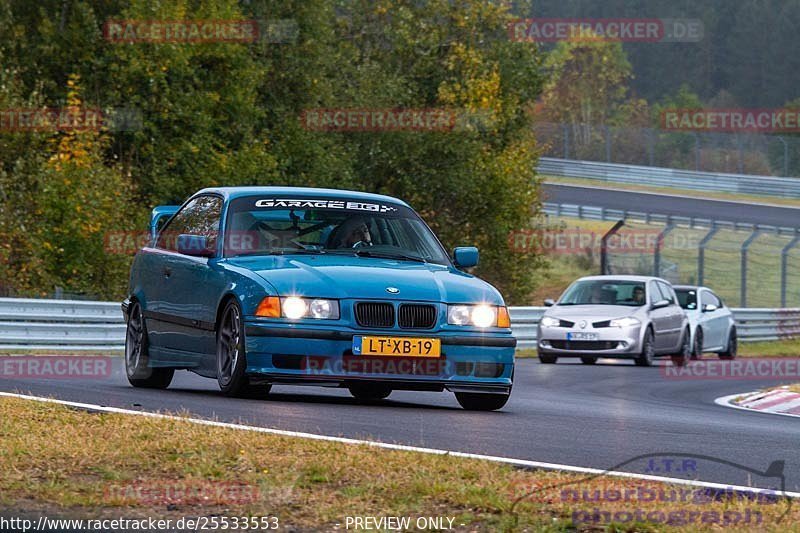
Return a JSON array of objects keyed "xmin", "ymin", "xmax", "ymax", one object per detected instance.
[
  {"xmin": 691, "ymin": 328, "xmax": 704, "ymax": 360},
  {"xmin": 125, "ymin": 301, "xmax": 174, "ymax": 389},
  {"xmin": 580, "ymin": 356, "xmax": 598, "ymax": 365},
  {"xmin": 718, "ymin": 329, "xmax": 738, "ymax": 360},
  {"xmin": 671, "ymin": 329, "xmax": 692, "ymax": 367},
  {"xmin": 455, "ymin": 392, "xmax": 510, "ymax": 411},
  {"xmin": 348, "ymin": 383, "xmax": 392, "ymax": 402},
  {"xmin": 538, "ymin": 354, "xmax": 558, "ymax": 364},
  {"xmin": 217, "ymin": 300, "xmax": 271, "ymax": 398},
  {"xmin": 635, "ymin": 329, "xmax": 655, "ymax": 367}
]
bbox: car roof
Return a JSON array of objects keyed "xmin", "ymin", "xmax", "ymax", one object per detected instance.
[
  {"xmin": 576, "ymin": 275, "xmax": 669, "ymax": 283},
  {"xmin": 672, "ymin": 285, "xmax": 711, "ymax": 291},
  {"xmin": 194, "ymin": 186, "xmax": 411, "ymax": 208}
]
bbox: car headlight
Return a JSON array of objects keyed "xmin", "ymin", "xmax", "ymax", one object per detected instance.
[
  {"xmin": 609, "ymin": 317, "xmax": 640, "ymax": 328},
  {"xmin": 540, "ymin": 316, "xmax": 561, "ymax": 327},
  {"xmin": 447, "ymin": 305, "xmax": 510, "ymax": 328},
  {"xmin": 255, "ymin": 296, "xmax": 340, "ymax": 320}
]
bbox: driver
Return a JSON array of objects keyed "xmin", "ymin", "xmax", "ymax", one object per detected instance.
[
  {"xmin": 333, "ymin": 217, "xmax": 372, "ymax": 248},
  {"xmin": 632, "ymin": 285, "xmax": 645, "ymax": 304}
]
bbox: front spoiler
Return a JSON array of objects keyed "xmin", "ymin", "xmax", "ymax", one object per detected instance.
[{"xmin": 247, "ymin": 373, "xmax": 512, "ymax": 395}]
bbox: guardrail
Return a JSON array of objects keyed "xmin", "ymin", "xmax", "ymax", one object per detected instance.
[
  {"xmin": 539, "ymin": 157, "xmax": 800, "ymax": 200},
  {"xmin": 1, "ymin": 298, "xmax": 798, "ymax": 352}
]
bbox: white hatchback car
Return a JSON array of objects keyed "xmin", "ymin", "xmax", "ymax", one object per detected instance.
[{"xmin": 673, "ymin": 285, "xmax": 737, "ymax": 359}]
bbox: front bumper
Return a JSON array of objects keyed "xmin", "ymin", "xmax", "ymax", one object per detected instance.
[
  {"xmin": 243, "ymin": 321, "xmax": 515, "ymax": 394},
  {"xmin": 537, "ymin": 324, "xmax": 642, "ymax": 357}
]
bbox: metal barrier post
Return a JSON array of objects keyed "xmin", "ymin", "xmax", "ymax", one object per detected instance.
[
  {"xmin": 697, "ymin": 224, "xmax": 720, "ymax": 285},
  {"xmin": 781, "ymin": 234, "xmax": 800, "ymax": 307},
  {"xmin": 740, "ymin": 230, "xmax": 762, "ymax": 307},
  {"xmin": 601, "ymin": 220, "xmax": 625, "ymax": 275},
  {"xmin": 654, "ymin": 222, "xmax": 675, "ymax": 277}
]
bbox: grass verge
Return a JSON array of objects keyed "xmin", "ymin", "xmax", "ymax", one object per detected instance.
[{"xmin": 0, "ymin": 396, "xmax": 797, "ymax": 531}]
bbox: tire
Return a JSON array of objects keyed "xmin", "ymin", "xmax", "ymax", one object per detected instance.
[
  {"xmin": 538, "ymin": 354, "xmax": 558, "ymax": 364},
  {"xmin": 348, "ymin": 383, "xmax": 392, "ymax": 402},
  {"xmin": 580, "ymin": 356, "xmax": 598, "ymax": 365},
  {"xmin": 125, "ymin": 301, "xmax": 174, "ymax": 389},
  {"xmin": 691, "ymin": 328, "xmax": 704, "ymax": 360},
  {"xmin": 718, "ymin": 329, "xmax": 738, "ymax": 360},
  {"xmin": 216, "ymin": 299, "xmax": 271, "ymax": 398},
  {"xmin": 635, "ymin": 328, "xmax": 655, "ymax": 367},
  {"xmin": 455, "ymin": 392, "xmax": 510, "ymax": 411},
  {"xmin": 671, "ymin": 329, "xmax": 692, "ymax": 367}
]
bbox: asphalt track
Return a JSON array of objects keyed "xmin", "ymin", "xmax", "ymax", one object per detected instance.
[
  {"xmin": 543, "ymin": 183, "xmax": 800, "ymax": 229},
  {"xmin": 2, "ymin": 357, "xmax": 799, "ymax": 493}
]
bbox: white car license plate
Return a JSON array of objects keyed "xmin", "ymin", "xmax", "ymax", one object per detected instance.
[{"xmin": 567, "ymin": 332, "xmax": 598, "ymax": 341}]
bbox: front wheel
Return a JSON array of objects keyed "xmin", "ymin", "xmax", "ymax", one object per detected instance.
[
  {"xmin": 538, "ymin": 354, "xmax": 558, "ymax": 364},
  {"xmin": 216, "ymin": 300, "xmax": 270, "ymax": 398},
  {"xmin": 718, "ymin": 329, "xmax": 738, "ymax": 360},
  {"xmin": 691, "ymin": 329, "xmax": 704, "ymax": 360},
  {"xmin": 455, "ymin": 392, "xmax": 510, "ymax": 411},
  {"xmin": 125, "ymin": 301, "xmax": 174, "ymax": 389},
  {"xmin": 635, "ymin": 329, "xmax": 655, "ymax": 367}
]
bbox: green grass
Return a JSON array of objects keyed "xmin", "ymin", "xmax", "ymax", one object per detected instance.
[{"xmin": 1, "ymin": 396, "xmax": 798, "ymax": 531}]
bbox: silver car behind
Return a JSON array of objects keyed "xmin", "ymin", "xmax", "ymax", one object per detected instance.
[{"xmin": 537, "ymin": 275, "xmax": 690, "ymax": 366}]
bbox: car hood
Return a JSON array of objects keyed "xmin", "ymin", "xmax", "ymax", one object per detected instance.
[
  {"xmin": 225, "ymin": 255, "xmax": 504, "ymax": 304},
  {"xmin": 545, "ymin": 304, "xmax": 646, "ymax": 320}
]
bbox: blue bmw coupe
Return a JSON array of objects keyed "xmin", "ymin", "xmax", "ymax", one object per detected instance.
[{"xmin": 122, "ymin": 187, "xmax": 515, "ymax": 410}]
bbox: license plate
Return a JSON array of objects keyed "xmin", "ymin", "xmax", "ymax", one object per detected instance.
[
  {"xmin": 567, "ymin": 332, "xmax": 598, "ymax": 341},
  {"xmin": 353, "ymin": 336, "xmax": 441, "ymax": 357}
]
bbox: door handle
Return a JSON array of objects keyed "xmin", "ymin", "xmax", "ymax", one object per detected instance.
[{"xmin": 163, "ymin": 267, "xmax": 172, "ymax": 278}]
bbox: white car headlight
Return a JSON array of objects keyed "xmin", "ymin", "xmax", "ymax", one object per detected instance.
[
  {"xmin": 609, "ymin": 317, "xmax": 640, "ymax": 328},
  {"xmin": 447, "ymin": 304, "xmax": 509, "ymax": 328},
  {"xmin": 281, "ymin": 297, "xmax": 339, "ymax": 320},
  {"xmin": 540, "ymin": 316, "xmax": 561, "ymax": 327}
]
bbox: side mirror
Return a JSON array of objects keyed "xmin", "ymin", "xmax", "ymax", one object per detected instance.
[
  {"xmin": 176, "ymin": 234, "xmax": 214, "ymax": 257},
  {"xmin": 702, "ymin": 304, "xmax": 718, "ymax": 312},
  {"xmin": 150, "ymin": 205, "xmax": 180, "ymax": 241},
  {"xmin": 651, "ymin": 299, "xmax": 670, "ymax": 309},
  {"xmin": 544, "ymin": 298, "xmax": 555, "ymax": 307},
  {"xmin": 453, "ymin": 247, "xmax": 479, "ymax": 269}
]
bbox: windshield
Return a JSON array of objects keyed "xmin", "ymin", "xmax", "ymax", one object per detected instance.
[
  {"xmin": 223, "ymin": 196, "xmax": 450, "ymax": 265},
  {"xmin": 559, "ymin": 279, "xmax": 647, "ymax": 307},
  {"xmin": 675, "ymin": 289, "xmax": 698, "ymax": 310}
]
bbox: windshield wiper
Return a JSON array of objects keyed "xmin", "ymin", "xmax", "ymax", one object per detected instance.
[{"xmin": 350, "ymin": 250, "xmax": 427, "ymax": 263}]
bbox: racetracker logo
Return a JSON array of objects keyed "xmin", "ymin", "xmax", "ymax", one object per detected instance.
[
  {"xmin": 103, "ymin": 19, "xmax": 297, "ymax": 44},
  {"xmin": 507, "ymin": 18, "xmax": 704, "ymax": 43},
  {"xmin": 104, "ymin": 480, "xmax": 260, "ymax": 506},
  {"xmin": 0, "ymin": 107, "xmax": 141, "ymax": 132},
  {"xmin": 300, "ymin": 108, "xmax": 458, "ymax": 132},
  {"xmin": 661, "ymin": 358, "xmax": 800, "ymax": 381},
  {"xmin": 508, "ymin": 228, "xmax": 690, "ymax": 255},
  {"xmin": 661, "ymin": 109, "xmax": 800, "ymax": 133},
  {"xmin": 0, "ymin": 356, "xmax": 112, "ymax": 379}
]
